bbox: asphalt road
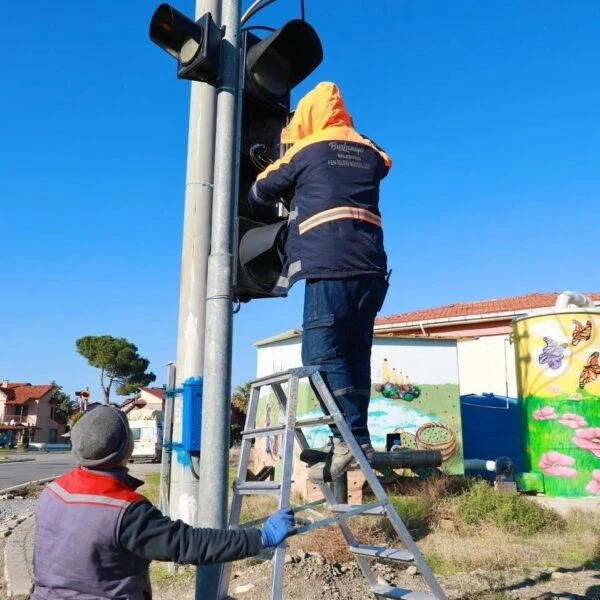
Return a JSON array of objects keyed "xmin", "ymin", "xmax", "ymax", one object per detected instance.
[{"xmin": 0, "ymin": 453, "xmax": 77, "ymax": 491}]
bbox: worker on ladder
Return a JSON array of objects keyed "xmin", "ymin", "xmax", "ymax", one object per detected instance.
[{"xmin": 249, "ymin": 81, "xmax": 392, "ymax": 482}]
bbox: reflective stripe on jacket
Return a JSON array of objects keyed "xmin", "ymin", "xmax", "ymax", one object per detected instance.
[{"xmin": 252, "ymin": 82, "xmax": 391, "ymax": 293}]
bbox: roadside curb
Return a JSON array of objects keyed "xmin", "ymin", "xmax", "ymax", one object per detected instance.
[
  {"xmin": 0, "ymin": 477, "xmax": 57, "ymax": 496},
  {"xmin": 2, "ymin": 477, "xmax": 60, "ymax": 599},
  {"xmin": 4, "ymin": 517, "xmax": 34, "ymax": 599}
]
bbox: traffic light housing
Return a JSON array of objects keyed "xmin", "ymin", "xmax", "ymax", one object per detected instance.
[
  {"xmin": 149, "ymin": 4, "xmax": 222, "ymax": 83},
  {"xmin": 244, "ymin": 19, "xmax": 323, "ymax": 102},
  {"xmin": 233, "ymin": 22, "xmax": 323, "ymax": 303}
]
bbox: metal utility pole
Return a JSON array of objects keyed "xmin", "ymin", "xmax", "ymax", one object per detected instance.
[
  {"xmin": 195, "ymin": 0, "xmax": 241, "ymax": 596},
  {"xmin": 169, "ymin": 0, "xmax": 219, "ymax": 527}
]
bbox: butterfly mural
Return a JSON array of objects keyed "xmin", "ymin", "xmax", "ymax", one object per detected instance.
[
  {"xmin": 579, "ymin": 351, "xmax": 600, "ymax": 389},
  {"xmin": 538, "ymin": 337, "xmax": 568, "ymax": 370},
  {"xmin": 572, "ymin": 320, "xmax": 592, "ymax": 346}
]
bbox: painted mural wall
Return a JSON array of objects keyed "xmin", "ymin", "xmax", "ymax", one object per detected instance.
[
  {"xmin": 514, "ymin": 311, "xmax": 600, "ymax": 498},
  {"xmin": 457, "ymin": 335, "xmax": 518, "ymax": 397},
  {"xmin": 251, "ymin": 337, "xmax": 464, "ymax": 480}
]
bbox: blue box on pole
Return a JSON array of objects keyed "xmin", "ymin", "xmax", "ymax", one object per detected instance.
[{"xmin": 182, "ymin": 379, "xmax": 203, "ymax": 452}]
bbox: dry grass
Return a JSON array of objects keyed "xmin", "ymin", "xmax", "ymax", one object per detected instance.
[
  {"xmin": 286, "ymin": 477, "xmax": 600, "ymax": 575},
  {"xmin": 402, "ymin": 494, "xmax": 599, "ymax": 575},
  {"xmin": 225, "ymin": 450, "xmax": 600, "ymax": 578}
]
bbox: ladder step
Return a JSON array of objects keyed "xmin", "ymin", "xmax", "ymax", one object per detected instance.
[
  {"xmin": 248, "ymin": 370, "xmax": 295, "ymax": 388},
  {"xmin": 235, "ymin": 481, "xmax": 282, "ymax": 495},
  {"xmin": 330, "ymin": 503, "xmax": 387, "ymax": 516},
  {"xmin": 371, "ymin": 586, "xmax": 436, "ymax": 600},
  {"xmin": 242, "ymin": 424, "xmax": 285, "ymax": 438},
  {"xmin": 349, "ymin": 545, "xmax": 414, "ymax": 563},
  {"xmin": 295, "ymin": 415, "xmax": 336, "ymax": 428}
]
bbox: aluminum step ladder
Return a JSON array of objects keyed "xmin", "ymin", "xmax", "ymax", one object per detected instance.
[{"xmin": 218, "ymin": 366, "xmax": 447, "ymax": 600}]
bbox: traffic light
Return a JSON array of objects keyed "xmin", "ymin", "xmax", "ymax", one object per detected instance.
[
  {"xmin": 233, "ymin": 21, "xmax": 323, "ymax": 303},
  {"xmin": 149, "ymin": 4, "xmax": 222, "ymax": 83},
  {"xmin": 148, "ymin": 5, "xmax": 323, "ymax": 302}
]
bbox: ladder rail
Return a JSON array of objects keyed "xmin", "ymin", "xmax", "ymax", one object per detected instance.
[
  {"xmin": 290, "ymin": 423, "xmax": 383, "ymax": 590},
  {"xmin": 218, "ymin": 383, "xmax": 264, "ymax": 599},
  {"xmin": 246, "ymin": 366, "xmax": 319, "ymax": 388},
  {"xmin": 310, "ymin": 371, "xmax": 448, "ymax": 600},
  {"xmin": 270, "ymin": 376, "xmax": 300, "ymax": 600},
  {"xmin": 271, "ymin": 380, "xmax": 381, "ymax": 593}
]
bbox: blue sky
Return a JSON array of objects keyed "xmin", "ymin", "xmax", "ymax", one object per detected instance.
[{"xmin": 1, "ymin": 1, "xmax": 599, "ymax": 403}]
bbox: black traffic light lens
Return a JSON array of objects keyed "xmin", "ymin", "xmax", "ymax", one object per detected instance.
[
  {"xmin": 252, "ymin": 48, "xmax": 290, "ymax": 97},
  {"xmin": 150, "ymin": 4, "xmax": 205, "ymax": 64},
  {"xmin": 150, "ymin": 4, "xmax": 190, "ymax": 59}
]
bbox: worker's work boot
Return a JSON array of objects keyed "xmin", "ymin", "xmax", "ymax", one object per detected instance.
[
  {"xmin": 360, "ymin": 442, "xmax": 375, "ymax": 463},
  {"xmin": 314, "ymin": 436, "xmax": 334, "ymax": 454},
  {"xmin": 307, "ymin": 438, "xmax": 353, "ymax": 482}
]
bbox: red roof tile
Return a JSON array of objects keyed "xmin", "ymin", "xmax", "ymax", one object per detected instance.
[
  {"xmin": 142, "ymin": 387, "xmax": 166, "ymax": 400},
  {"xmin": 376, "ymin": 292, "xmax": 600, "ymax": 327},
  {"xmin": 122, "ymin": 398, "xmax": 147, "ymax": 414},
  {"xmin": 6, "ymin": 384, "xmax": 54, "ymax": 406},
  {"xmin": 0, "ymin": 388, "xmax": 15, "ymax": 401}
]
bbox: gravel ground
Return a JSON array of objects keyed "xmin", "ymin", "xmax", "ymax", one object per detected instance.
[{"xmin": 0, "ymin": 497, "xmax": 37, "ymax": 521}]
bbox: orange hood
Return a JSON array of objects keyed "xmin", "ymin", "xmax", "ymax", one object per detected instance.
[
  {"xmin": 279, "ymin": 82, "xmax": 391, "ymax": 169},
  {"xmin": 281, "ymin": 82, "xmax": 353, "ymax": 145}
]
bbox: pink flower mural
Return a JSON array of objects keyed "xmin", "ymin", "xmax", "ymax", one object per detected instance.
[
  {"xmin": 586, "ymin": 470, "xmax": 600, "ymax": 496},
  {"xmin": 557, "ymin": 413, "xmax": 588, "ymax": 429},
  {"xmin": 533, "ymin": 406, "xmax": 557, "ymax": 421},
  {"xmin": 573, "ymin": 428, "xmax": 600, "ymax": 458},
  {"xmin": 538, "ymin": 452, "xmax": 578, "ymax": 478}
]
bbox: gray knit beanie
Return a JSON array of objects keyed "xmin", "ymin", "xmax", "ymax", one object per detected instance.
[{"xmin": 71, "ymin": 406, "xmax": 132, "ymax": 470}]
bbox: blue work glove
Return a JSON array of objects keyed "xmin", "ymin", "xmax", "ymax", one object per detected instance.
[{"xmin": 260, "ymin": 508, "xmax": 295, "ymax": 549}]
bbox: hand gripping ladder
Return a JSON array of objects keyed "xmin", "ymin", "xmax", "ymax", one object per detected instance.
[{"xmin": 218, "ymin": 367, "xmax": 448, "ymax": 600}]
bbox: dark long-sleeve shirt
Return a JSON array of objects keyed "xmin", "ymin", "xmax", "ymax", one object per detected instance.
[{"xmin": 119, "ymin": 500, "xmax": 263, "ymax": 565}]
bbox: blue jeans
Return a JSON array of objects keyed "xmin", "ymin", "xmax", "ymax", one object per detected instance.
[{"xmin": 301, "ymin": 275, "xmax": 388, "ymax": 446}]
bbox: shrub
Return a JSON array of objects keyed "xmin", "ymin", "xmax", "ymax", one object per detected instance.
[
  {"xmin": 389, "ymin": 496, "xmax": 430, "ymax": 537},
  {"xmin": 457, "ymin": 481, "xmax": 566, "ymax": 535}
]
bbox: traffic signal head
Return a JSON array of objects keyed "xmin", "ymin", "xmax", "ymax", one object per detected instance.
[
  {"xmin": 244, "ymin": 19, "xmax": 323, "ymax": 101},
  {"xmin": 236, "ymin": 218, "xmax": 287, "ymax": 300},
  {"xmin": 149, "ymin": 4, "xmax": 222, "ymax": 83},
  {"xmin": 233, "ymin": 23, "xmax": 323, "ymax": 303}
]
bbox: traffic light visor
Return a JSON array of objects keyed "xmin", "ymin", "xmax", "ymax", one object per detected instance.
[
  {"xmin": 239, "ymin": 220, "xmax": 287, "ymax": 288},
  {"xmin": 149, "ymin": 4, "xmax": 203, "ymax": 61},
  {"xmin": 246, "ymin": 20, "xmax": 323, "ymax": 98}
]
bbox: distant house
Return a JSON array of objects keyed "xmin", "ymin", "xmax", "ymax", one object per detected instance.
[
  {"xmin": 121, "ymin": 387, "xmax": 166, "ymax": 415},
  {"xmin": 0, "ymin": 381, "xmax": 68, "ymax": 445}
]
